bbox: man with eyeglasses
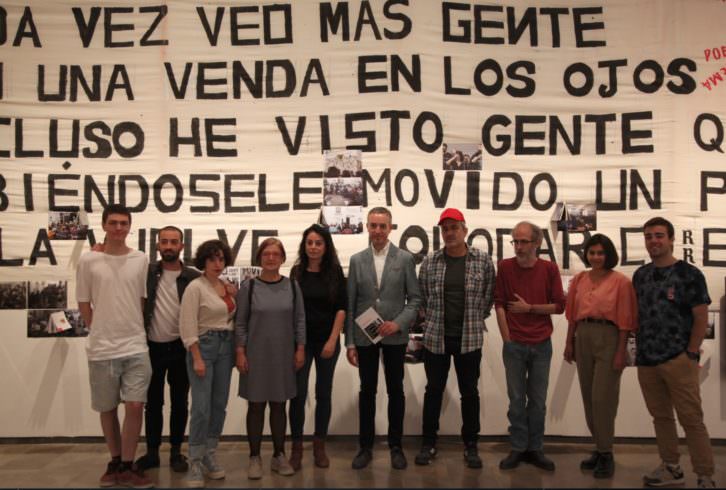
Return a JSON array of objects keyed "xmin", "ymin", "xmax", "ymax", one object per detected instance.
[
  {"xmin": 494, "ymin": 221, "xmax": 566, "ymax": 472},
  {"xmin": 414, "ymin": 208, "xmax": 495, "ymax": 469}
]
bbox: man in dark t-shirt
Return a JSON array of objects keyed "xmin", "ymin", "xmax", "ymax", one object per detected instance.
[
  {"xmin": 634, "ymin": 217, "xmax": 715, "ymax": 489},
  {"xmin": 415, "ymin": 208, "xmax": 495, "ymax": 469}
]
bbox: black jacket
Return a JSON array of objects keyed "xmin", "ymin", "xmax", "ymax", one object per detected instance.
[{"xmin": 144, "ymin": 261, "xmax": 201, "ymax": 331}]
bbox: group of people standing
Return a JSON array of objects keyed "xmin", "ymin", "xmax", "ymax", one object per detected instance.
[{"xmin": 75, "ymin": 203, "xmax": 716, "ymax": 489}]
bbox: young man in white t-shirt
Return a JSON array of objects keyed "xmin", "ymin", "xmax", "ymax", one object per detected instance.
[{"xmin": 77, "ymin": 204, "xmax": 152, "ymax": 488}]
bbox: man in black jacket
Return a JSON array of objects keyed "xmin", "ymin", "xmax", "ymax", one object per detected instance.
[{"xmin": 136, "ymin": 226, "xmax": 200, "ymax": 472}]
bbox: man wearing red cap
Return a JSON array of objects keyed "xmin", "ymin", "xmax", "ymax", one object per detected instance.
[
  {"xmin": 495, "ymin": 221, "xmax": 566, "ymax": 472},
  {"xmin": 415, "ymin": 208, "xmax": 495, "ymax": 468}
]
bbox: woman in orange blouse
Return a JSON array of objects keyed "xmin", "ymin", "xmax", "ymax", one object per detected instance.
[{"xmin": 564, "ymin": 233, "xmax": 637, "ymax": 479}]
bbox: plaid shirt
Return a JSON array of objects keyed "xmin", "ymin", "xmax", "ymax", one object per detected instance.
[{"xmin": 418, "ymin": 247, "xmax": 495, "ymax": 354}]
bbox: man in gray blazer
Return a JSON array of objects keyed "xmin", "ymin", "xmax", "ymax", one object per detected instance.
[{"xmin": 345, "ymin": 206, "xmax": 422, "ymax": 470}]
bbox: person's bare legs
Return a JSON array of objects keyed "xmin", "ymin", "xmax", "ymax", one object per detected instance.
[
  {"xmin": 121, "ymin": 401, "xmax": 145, "ymax": 461},
  {"xmin": 100, "ymin": 408, "xmax": 122, "ymax": 458}
]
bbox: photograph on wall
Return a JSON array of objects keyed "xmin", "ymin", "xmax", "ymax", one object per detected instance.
[
  {"xmin": 706, "ymin": 310, "xmax": 718, "ymax": 340},
  {"xmin": 324, "ymin": 178, "xmax": 364, "ymax": 206},
  {"xmin": 324, "ymin": 150, "xmax": 362, "ymax": 177},
  {"xmin": 442, "ymin": 143, "xmax": 483, "ymax": 171},
  {"xmin": 0, "ymin": 282, "xmax": 28, "ymax": 310},
  {"xmin": 551, "ymin": 202, "xmax": 597, "ymax": 232},
  {"xmin": 27, "ymin": 281, "xmax": 68, "ymax": 309},
  {"xmin": 222, "ymin": 266, "xmax": 262, "ymax": 289},
  {"xmin": 27, "ymin": 309, "xmax": 88, "ymax": 338},
  {"xmin": 48, "ymin": 211, "xmax": 89, "ymax": 240},
  {"xmin": 565, "ymin": 202, "xmax": 597, "ymax": 232},
  {"xmin": 320, "ymin": 206, "xmax": 363, "ymax": 235}
]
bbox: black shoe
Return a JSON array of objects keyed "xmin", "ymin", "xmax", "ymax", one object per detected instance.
[
  {"xmin": 170, "ymin": 452, "xmax": 189, "ymax": 473},
  {"xmin": 390, "ymin": 447, "xmax": 407, "ymax": 470},
  {"xmin": 352, "ymin": 448, "xmax": 373, "ymax": 469},
  {"xmin": 580, "ymin": 451, "xmax": 600, "ymax": 470},
  {"xmin": 464, "ymin": 445, "xmax": 482, "ymax": 469},
  {"xmin": 134, "ymin": 453, "xmax": 160, "ymax": 471},
  {"xmin": 499, "ymin": 450, "xmax": 526, "ymax": 470},
  {"xmin": 414, "ymin": 446, "xmax": 437, "ymax": 466},
  {"xmin": 593, "ymin": 452, "xmax": 614, "ymax": 479},
  {"xmin": 526, "ymin": 450, "xmax": 555, "ymax": 471}
]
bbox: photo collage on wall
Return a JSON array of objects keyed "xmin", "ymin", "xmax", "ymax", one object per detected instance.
[
  {"xmin": 320, "ymin": 150, "xmax": 364, "ymax": 234},
  {"xmin": 0, "ymin": 281, "xmax": 88, "ymax": 338}
]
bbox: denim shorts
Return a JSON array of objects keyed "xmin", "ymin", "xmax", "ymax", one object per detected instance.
[{"xmin": 88, "ymin": 352, "xmax": 152, "ymax": 412}]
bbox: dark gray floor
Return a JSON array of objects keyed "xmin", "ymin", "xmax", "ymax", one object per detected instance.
[{"xmin": 0, "ymin": 438, "xmax": 723, "ymax": 488}]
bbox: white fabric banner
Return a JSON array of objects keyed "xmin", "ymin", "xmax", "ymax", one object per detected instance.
[{"xmin": 1, "ymin": 0, "xmax": 725, "ymax": 437}]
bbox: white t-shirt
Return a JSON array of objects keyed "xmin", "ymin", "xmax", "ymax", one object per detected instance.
[
  {"xmin": 76, "ymin": 250, "xmax": 149, "ymax": 361},
  {"xmin": 149, "ymin": 269, "xmax": 182, "ymax": 343}
]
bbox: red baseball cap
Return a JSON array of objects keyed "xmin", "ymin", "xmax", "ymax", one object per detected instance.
[{"xmin": 438, "ymin": 208, "xmax": 465, "ymax": 225}]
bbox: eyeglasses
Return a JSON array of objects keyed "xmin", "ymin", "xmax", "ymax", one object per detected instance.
[{"xmin": 510, "ymin": 239, "xmax": 534, "ymax": 246}]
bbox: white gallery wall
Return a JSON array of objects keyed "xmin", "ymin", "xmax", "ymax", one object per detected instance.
[{"xmin": 0, "ymin": 0, "xmax": 725, "ymax": 438}]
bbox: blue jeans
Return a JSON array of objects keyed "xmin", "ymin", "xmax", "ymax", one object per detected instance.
[
  {"xmin": 186, "ymin": 330, "xmax": 234, "ymax": 461},
  {"xmin": 502, "ymin": 338, "xmax": 552, "ymax": 452}
]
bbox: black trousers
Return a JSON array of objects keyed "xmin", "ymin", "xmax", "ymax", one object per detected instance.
[
  {"xmin": 145, "ymin": 338, "xmax": 190, "ymax": 449},
  {"xmin": 289, "ymin": 341, "xmax": 341, "ymax": 439},
  {"xmin": 356, "ymin": 343, "xmax": 406, "ymax": 449},
  {"xmin": 422, "ymin": 337, "xmax": 481, "ymax": 447}
]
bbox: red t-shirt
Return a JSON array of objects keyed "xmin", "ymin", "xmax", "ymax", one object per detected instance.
[{"xmin": 494, "ymin": 257, "xmax": 566, "ymax": 344}]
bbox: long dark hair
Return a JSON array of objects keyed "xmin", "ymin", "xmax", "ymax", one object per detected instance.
[{"xmin": 292, "ymin": 224, "xmax": 341, "ymax": 301}]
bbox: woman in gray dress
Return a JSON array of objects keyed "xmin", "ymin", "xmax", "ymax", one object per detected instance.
[{"xmin": 235, "ymin": 238, "xmax": 306, "ymax": 479}]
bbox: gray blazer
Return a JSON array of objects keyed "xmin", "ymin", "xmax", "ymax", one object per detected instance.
[{"xmin": 345, "ymin": 243, "xmax": 421, "ymax": 347}]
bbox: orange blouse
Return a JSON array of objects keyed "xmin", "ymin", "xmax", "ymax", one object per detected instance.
[{"xmin": 565, "ymin": 270, "xmax": 638, "ymax": 331}]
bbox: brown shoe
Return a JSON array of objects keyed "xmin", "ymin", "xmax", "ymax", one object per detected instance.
[
  {"xmin": 99, "ymin": 459, "xmax": 120, "ymax": 487},
  {"xmin": 289, "ymin": 440, "xmax": 303, "ymax": 471},
  {"xmin": 313, "ymin": 438, "xmax": 329, "ymax": 468},
  {"xmin": 117, "ymin": 464, "xmax": 153, "ymax": 488}
]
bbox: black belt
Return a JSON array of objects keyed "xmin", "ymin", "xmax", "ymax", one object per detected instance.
[{"xmin": 580, "ymin": 317, "xmax": 615, "ymax": 326}]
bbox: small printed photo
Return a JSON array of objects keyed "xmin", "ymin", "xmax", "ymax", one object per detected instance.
[
  {"xmin": 324, "ymin": 150, "xmax": 362, "ymax": 178},
  {"xmin": 0, "ymin": 282, "xmax": 27, "ymax": 309},
  {"xmin": 564, "ymin": 202, "xmax": 597, "ymax": 232},
  {"xmin": 320, "ymin": 206, "xmax": 364, "ymax": 235},
  {"xmin": 705, "ymin": 311, "xmax": 718, "ymax": 340},
  {"xmin": 222, "ymin": 266, "xmax": 262, "ymax": 289},
  {"xmin": 27, "ymin": 309, "xmax": 89, "ymax": 338},
  {"xmin": 324, "ymin": 177, "xmax": 364, "ymax": 206},
  {"xmin": 48, "ymin": 211, "xmax": 88, "ymax": 240},
  {"xmin": 28, "ymin": 280, "xmax": 68, "ymax": 309},
  {"xmin": 364, "ymin": 317, "xmax": 383, "ymax": 339},
  {"xmin": 442, "ymin": 143, "xmax": 483, "ymax": 171}
]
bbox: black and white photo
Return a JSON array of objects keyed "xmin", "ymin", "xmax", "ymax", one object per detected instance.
[
  {"xmin": 0, "ymin": 282, "xmax": 27, "ymax": 309},
  {"xmin": 324, "ymin": 149, "xmax": 362, "ymax": 177},
  {"xmin": 27, "ymin": 280, "xmax": 68, "ymax": 309}
]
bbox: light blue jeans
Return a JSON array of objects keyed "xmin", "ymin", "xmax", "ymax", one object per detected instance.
[
  {"xmin": 186, "ymin": 330, "xmax": 234, "ymax": 461},
  {"xmin": 502, "ymin": 338, "xmax": 552, "ymax": 452}
]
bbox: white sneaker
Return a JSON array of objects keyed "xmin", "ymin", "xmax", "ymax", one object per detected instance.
[
  {"xmin": 271, "ymin": 453, "xmax": 295, "ymax": 476},
  {"xmin": 186, "ymin": 461, "xmax": 204, "ymax": 488},
  {"xmin": 643, "ymin": 462, "xmax": 685, "ymax": 486},
  {"xmin": 248, "ymin": 456, "xmax": 263, "ymax": 480},
  {"xmin": 697, "ymin": 475, "xmax": 716, "ymax": 488},
  {"xmin": 201, "ymin": 451, "xmax": 225, "ymax": 479}
]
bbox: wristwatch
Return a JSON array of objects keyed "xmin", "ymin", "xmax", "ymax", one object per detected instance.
[{"xmin": 685, "ymin": 350, "xmax": 700, "ymax": 362}]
